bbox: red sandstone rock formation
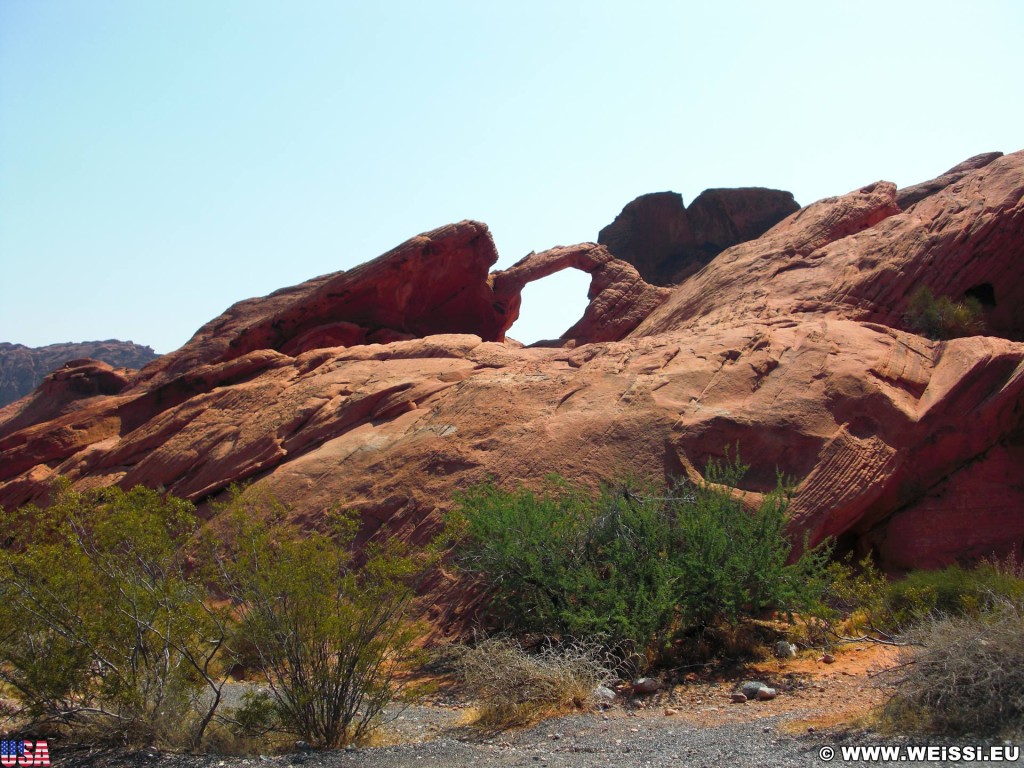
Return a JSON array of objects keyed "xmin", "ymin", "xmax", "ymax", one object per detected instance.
[
  {"xmin": 490, "ymin": 243, "xmax": 672, "ymax": 343},
  {"xmin": 134, "ymin": 221, "xmax": 504, "ymax": 388},
  {"xmin": 598, "ymin": 187, "xmax": 799, "ymax": 285},
  {"xmin": 1, "ymin": 152, "xmax": 1022, "ymax": 575},
  {"xmin": 634, "ymin": 155, "xmax": 1024, "ymax": 342},
  {"xmin": 895, "ymin": 151, "xmax": 1003, "ymax": 210}
]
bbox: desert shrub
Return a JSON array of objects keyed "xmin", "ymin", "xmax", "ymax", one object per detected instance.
[
  {"xmin": 459, "ymin": 637, "xmax": 615, "ymax": 728},
  {"xmin": 447, "ymin": 458, "xmax": 833, "ymax": 662},
  {"xmin": 0, "ymin": 482, "xmax": 440, "ymax": 753},
  {"xmin": 882, "ymin": 596, "xmax": 1024, "ymax": 738},
  {"xmin": 886, "ymin": 558, "xmax": 1024, "ymax": 626},
  {"xmin": 803, "ymin": 553, "xmax": 1024, "ymax": 648},
  {"xmin": 0, "ymin": 484, "xmax": 231, "ymax": 749},
  {"xmin": 799, "ymin": 555, "xmax": 890, "ymax": 644},
  {"xmin": 904, "ymin": 286, "xmax": 985, "ymax": 340},
  {"xmin": 213, "ymin": 494, "xmax": 432, "ymax": 749}
]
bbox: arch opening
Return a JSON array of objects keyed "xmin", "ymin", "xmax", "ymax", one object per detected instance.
[{"xmin": 506, "ymin": 268, "xmax": 592, "ymax": 345}]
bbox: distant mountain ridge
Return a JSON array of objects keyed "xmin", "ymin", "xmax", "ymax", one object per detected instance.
[{"xmin": 0, "ymin": 340, "xmax": 159, "ymax": 407}]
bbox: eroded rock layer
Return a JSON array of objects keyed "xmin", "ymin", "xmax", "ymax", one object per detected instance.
[{"xmin": 2, "ymin": 151, "xmax": 1023, "ymax": 575}]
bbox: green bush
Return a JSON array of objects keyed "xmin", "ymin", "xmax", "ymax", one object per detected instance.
[
  {"xmin": 213, "ymin": 491, "xmax": 433, "ymax": 749},
  {"xmin": 886, "ymin": 557, "xmax": 1024, "ymax": 626},
  {"xmin": 806, "ymin": 553, "xmax": 1024, "ymax": 650},
  {"xmin": 904, "ymin": 286, "xmax": 985, "ymax": 340},
  {"xmin": 447, "ymin": 458, "xmax": 833, "ymax": 662},
  {"xmin": 0, "ymin": 484, "xmax": 231, "ymax": 749}
]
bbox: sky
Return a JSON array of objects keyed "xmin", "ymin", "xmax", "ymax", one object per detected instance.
[{"xmin": 1, "ymin": 0, "xmax": 1022, "ymax": 353}]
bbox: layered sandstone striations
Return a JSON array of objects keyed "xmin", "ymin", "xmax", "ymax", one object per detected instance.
[{"xmin": 1, "ymin": 151, "xmax": 1022, "ymax": 576}]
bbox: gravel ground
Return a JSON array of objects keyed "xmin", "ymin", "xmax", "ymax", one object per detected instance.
[{"xmin": 49, "ymin": 705, "xmax": 1022, "ymax": 768}]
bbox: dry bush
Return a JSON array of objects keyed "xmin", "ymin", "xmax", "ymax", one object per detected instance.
[
  {"xmin": 459, "ymin": 638, "xmax": 616, "ymax": 729},
  {"xmin": 882, "ymin": 597, "xmax": 1024, "ymax": 738}
]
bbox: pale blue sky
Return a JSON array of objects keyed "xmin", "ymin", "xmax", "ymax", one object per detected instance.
[{"xmin": 2, "ymin": 0, "xmax": 1021, "ymax": 352}]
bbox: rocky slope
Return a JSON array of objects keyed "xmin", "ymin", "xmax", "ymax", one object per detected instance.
[
  {"xmin": 2, "ymin": 152, "xmax": 1022, "ymax": 582},
  {"xmin": 0, "ymin": 340, "xmax": 158, "ymax": 408}
]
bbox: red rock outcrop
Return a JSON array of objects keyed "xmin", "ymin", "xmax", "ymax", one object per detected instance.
[
  {"xmin": 490, "ymin": 243, "xmax": 672, "ymax": 343},
  {"xmin": 1, "ymin": 152, "xmax": 1023, "ymax": 577},
  {"xmin": 598, "ymin": 187, "xmax": 799, "ymax": 285},
  {"xmin": 0, "ymin": 340, "xmax": 157, "ymax": 407},
  {"xmin": 896, "ymin": 151, "xmax": 1003, "ymax": 210},
  {"xmin": 634, "ymin": 153, "xmax": 1024, "ymax": 342},
  {"xmin": 134, "ymin": 221, "xmax": 505, "ymax": 388},
  {"xmin": 0, "ymin": 359, "xmax": 132, "ymax": 437}
]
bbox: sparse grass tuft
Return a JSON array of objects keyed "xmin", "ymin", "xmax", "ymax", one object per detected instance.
[
  {"xmin": 880, "ymin": 596, "xmax": 1024, "ymax": 739},
  {"xmin": 459, "ymin": 637, "xmax": 616, "ymax": 729}
]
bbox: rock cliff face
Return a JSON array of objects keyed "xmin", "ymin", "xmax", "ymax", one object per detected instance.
[
  {"xmin": 1, "ymin": 152, "xmax": 1022, "ymax": 576},
  {"xmin": 0, "ymin": 341, "xmax": 158, "ymax": 408}
]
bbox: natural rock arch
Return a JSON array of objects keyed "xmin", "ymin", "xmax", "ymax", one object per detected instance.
[
  {"xmin": 504, "ymin": 268, "xmax": 591, "ymax": 344},
  {"xmin": 489, "ymin": 243, "xmax": 671, "ymax": 344}
]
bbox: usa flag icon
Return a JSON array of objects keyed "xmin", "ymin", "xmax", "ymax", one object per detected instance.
[{"xmin": 0, "ymin": 739, "xmax": 50, "ymax": 766}]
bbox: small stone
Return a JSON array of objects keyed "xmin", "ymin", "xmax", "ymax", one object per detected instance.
[
  {"xmin": 731, "ymin": 693, "xmax": 748, "ymax": 703},
  {"xmin": 664, "ymin": 708, "xmax": 677, "ymax": 716},
  {"xmin": 295, "ymin": 740, "xmax": 312, "ymax": 752},
  {"xmin": 820, "ymin": 653, "xmax": 836, "ymax": 664},
  {"xmin": 741, "ymin": 680, "xmax": 767, "ymax": 699},
  {"xmin": 774, "ymin": 640, "xmax": 797, "ymax": 658},
  {"xmin": 632, "ymin": 677, "xmax": 662, "ymax": 695},
  {"xmin": 756, "ymin": 687, "xmax": 778, "ymax": 701},
  {"xmin": 592, "ymin": 684, "xmax": 617, "ymax": 702},
  {"xmin": 807, "ymin": 726, "xmax": 816, "ymax": 733}
]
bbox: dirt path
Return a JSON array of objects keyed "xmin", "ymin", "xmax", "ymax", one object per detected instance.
[{"xmin": 43, "ymin": 645, "xmax": 1023, "ymax": 767}]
